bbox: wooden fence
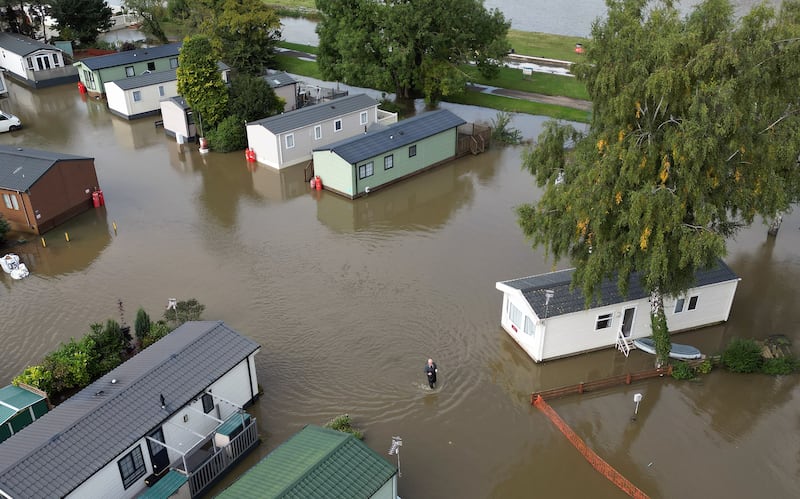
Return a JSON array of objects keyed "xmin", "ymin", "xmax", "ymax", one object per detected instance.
[{"xmin": 531, "ymin": 365, "xmax": 673, "ymax": 403}]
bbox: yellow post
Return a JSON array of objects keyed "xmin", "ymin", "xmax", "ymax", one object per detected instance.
[
  {"xmin": 41, "ymin": 237, "xmax": 46, "ymax": 247},
  {"xmin": 112, "ymin": 221, "xmax": 117, "ymax": 234},
  {"xmin": 65, "ymin": 232, "xmax": 70, "ymax": 242}
]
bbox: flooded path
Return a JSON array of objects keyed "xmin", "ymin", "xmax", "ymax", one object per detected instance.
[{"xmin": 1, "ymin": 80, "xmax": 798, "ymax": 498}]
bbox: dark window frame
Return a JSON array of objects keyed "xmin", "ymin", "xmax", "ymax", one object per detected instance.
[
  {"xmin": 147, "ymin": 61, "xmax": 156, "ymax": 71},
  {"xmin": 595, "ymin": 313, "xmax": 612, "ymax": 330},
  {"xmin": 674, "ymin": 298, "xmax": 685, "ymax": 313},
  {"xmin": 408, "ymin": 145, "xmax": 417, "ymax": 157},
  {"xmin": 358, "ymin": 161, "xmax": 374, "ymax": 179},
  {"xmin": 125, "ymin": 66, "xmax": 135, "ymax": 77},
  {"xmin": 384, "ymin": 154, "xmax": 394, "ymax": 170},
  {"xmin": 118, "ymin": 445, "xmax": 146, "ymax": 489},
  {"xmin": 688, "ymin": 296, "xmax": 698, "ymax": 310},
  {"xmin": 201, "ymin": 393, "xmax": 214, "ymax": 413}
]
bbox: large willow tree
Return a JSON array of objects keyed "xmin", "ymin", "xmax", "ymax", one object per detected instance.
[
  {"xmin": 519, "ymin": 0, "xmax": 800, "ymax": 365},
  {"xmin": 316, "ymin": 0, "xmax": 509, "ymax": 104}
]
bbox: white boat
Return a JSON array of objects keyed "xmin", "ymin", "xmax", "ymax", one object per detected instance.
[
  {"xmin": 633, "ymin": 337, "xmax": 702, "ymax": 360},
  {"xmin": 1, "ymin": 254, "xmax": 30, "ymax": 280}
]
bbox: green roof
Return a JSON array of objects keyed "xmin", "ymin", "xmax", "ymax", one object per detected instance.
[
  {"xmin": 217, "ymin": 425, "xmax": 396, "ymax": 499},
  {"xmin": 0, "ymin": 385, "xmax": 45, "ymax": 426},
  {"xmin": 137, "ymin": 470, "xmax": 188, "ymax": 499}
]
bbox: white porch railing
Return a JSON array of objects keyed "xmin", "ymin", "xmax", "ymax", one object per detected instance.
[
  {"xmin": 186, "ymin": 417, "xmax": 259, "ymax": 497},
  {"xmin": 616, "ymin": 328, "xmax": 632, "ymax": 357}
]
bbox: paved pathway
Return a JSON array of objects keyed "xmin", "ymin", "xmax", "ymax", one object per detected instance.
[{"xmin": 277, "ymin": 47, "xmax": 593, "ymax": 112}]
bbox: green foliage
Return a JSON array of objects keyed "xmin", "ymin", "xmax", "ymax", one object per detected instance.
[
  {"xmin": 696, "ymin": 359, "xmax": 713, "ymax": 375},
  {"xmin": 316, "ymin": 0, "xmax": 510, "ymax": 103},
  {"xmin": 176, "ymin": 35, "xmax": 229, "ymax": 133},
  {"xmin": 491, "ymin": 111, "xmax": 522, "ymax": 145},
  {"xmin": 134, "ymin": 307, "xmax": 152, "ymax": 342},
  {"xmin": 13, "ymin": 365, "xmax": 53, "ymax": 394},
  {"xmin": 761, "ymin": 357, "xmax": 799, "ymax": 376},
  {"xmin": 211, "ymin": 0, "xmax": 281, "ymax": 74},
  {"xmin": 50, "ymin": 0, "xmax": 113, "ymax": 45},
  {"xmin": 123, "ymin": 0, "xmax": 169, "ymax": 43},
  {"xmin": 671, "ymin": 361, "xmax": 696, "ymax": 380},
  {"xmin": 207, "ymin": 115, "xmax": 247, "ymax": 152},
  {"xmin": 228, "ymin": 74, "xmax": 285, "ymax": 123},
  {"xmin": 87, "ymin": 320, "xmax": 125, "ymax": 378},
  {"xmin": 517, "ymin": 0, "xmax": 800, "ymax": 336},
  {"xmin": 650, "ymin": 306, "xmax": 671, "ymax": 367},
  {"xmin": 721, "ymin": 338, "xmax": 764, "ymax": 373},
  {"xmin": 163, "ymin": 298, "xmax": 206, "ymax": 327},
  {"xmin": 141, "ymin": 321, "xmax": 172, "ymax": 348},
  {"xmin": 41, "ymin": 337, "xmax": 95, "ymax": 395},
  {"xmin": 324, "ymin": 414, "xmax": 363, "ymax": 440}
]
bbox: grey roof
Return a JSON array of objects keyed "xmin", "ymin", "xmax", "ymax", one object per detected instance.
[
  {"xmin": 262, "ymin": 71, "xmax": 296, "ymax": 89},
  {"xmin": 0, "ymin": 145, "xmax": 92, "ymax": 192},
  {"xmin": 315, "ymin": 109, "xmax": 465, "ymax": 164},
  {"xmin": 78, "ymin": 42, "xmax": 182, "ymax": 70},
  {"xmin": 0, "ymin": 321, "xmax": 260, "ymax": 499},
  {"xmin": 249, "ymin": 94, "xmax": 377, "ymax": 134},
  {"xmin": 217, "ymin": 61, "xmax": 230, "ymax": 72},
  {"xmin": 0, "ymin": 33, "xmax": 62, "ymax": 57},
  {"xmin": 162, "ymin": 95, "xmax": 190, "ymax": 109},
  {"xmin": 108, "ymin": 68, "xmax": 176, "ymax": 90},
  {"xmin": 498, "ymin": 260, "xmax": 739, "ymax": 318}
]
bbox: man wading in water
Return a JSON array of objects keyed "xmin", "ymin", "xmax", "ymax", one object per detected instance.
[{"xmin": 425, "ymin": 358, "xmax": 438, "ymax": 389}]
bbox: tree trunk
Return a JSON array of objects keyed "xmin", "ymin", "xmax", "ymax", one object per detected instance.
[
  {"xmin": 649, "ymin": 288, "xmax": 671, "ymax": 368},
  {"xmin": 767, "ymin": 213, "xmax": 782, "ymax": 237}
]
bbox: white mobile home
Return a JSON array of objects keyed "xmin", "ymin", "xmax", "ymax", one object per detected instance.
[
  {"xmin": 0, "ymin": 321, "xmax": 261, "ymax": 499},
  {"xmin": 0, "ymin": 33, "xmax": 76, "ymax": 88},
  {"xmin": 105, "ymin": 69, "xmax": 178, "ymax": 120},
  {"xmin": 246, "ymin": 93, "xmax": 397, "ymax": 170},
  {"xmin": 160, "ymin": 96, "xmax": 196, "ymax": 142},
  {"xmin": 262, "ymin": 71, "xmax": 298, "ymax": 112},
  {"xmin": 495, "ymin": 261, "xmax": 740, "ymax": 362}
]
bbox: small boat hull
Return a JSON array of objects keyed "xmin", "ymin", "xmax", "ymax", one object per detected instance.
[
  {"xmin": 1, "ymin": 254, "xmax": 21, "ymax": 274},
  {"xmin": 633, "ymin": 337, "xmax": 702, "ymax": 360}
]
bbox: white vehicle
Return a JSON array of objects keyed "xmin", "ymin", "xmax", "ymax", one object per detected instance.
[{"xmin": 0, "ymin": 111, "xmax": 22, "ymax": 133}]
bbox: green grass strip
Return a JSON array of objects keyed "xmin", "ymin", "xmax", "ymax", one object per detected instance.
[{"xmin": 446, "ymin": 92, "xmax": 591, "ymax": 123}]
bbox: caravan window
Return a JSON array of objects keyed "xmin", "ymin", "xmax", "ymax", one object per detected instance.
[
  {"xmin": 595, "ymin": 313, "xmax": 612, "ymax": 330},
  {"xmin": 524, "ymin": 316, "xmax": 535, "ymax": 336},
  {"xmin": 118, "ymin": 446, "xmax": 146, "ymax": 489},
  {"xmin": 688, "ymin": 296, "xmax": 698, "ymax": 310},
  {"xmin": 508, "ymin": 302, "xmax": 523, "ymax": 327},
  {"xmin": 674, "ymin": 298, "xmax": 685, "ymax": 313}
]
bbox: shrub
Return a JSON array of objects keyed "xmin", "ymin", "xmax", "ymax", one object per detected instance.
[
  {"xmin": 134, "ymin": 307, "xmax": 152, "ymax": 342},
  {"xmin": 721, "ymin": 338, "xmax": 763, "ymax": 373},
  {"xmin": 42, "ymin": 337, "xmax": 95, "ymax": 395},
  {"xmin": 696, "ymin": 359, "xmax": 713, "ymax": 375},
  {"xmin": 163, "ymin": 298, "xmax": 205, "ymax": 327},
  {"xmin": 13, "ymin": 365, "xmax": 54, "ymax": 394},
  {"xmin": 207, "ymin": 115, "xmax": 247, "ymax": 152},
  {"xmin": 142, "ymin": 321, "xmax": 172, "ymax": 348},
  {"xmin": 491, "ymin": 111, "xmax": 522, "ymax": 145},
  {"xmin": 761, "ymin": 357, "xmax": 799, "ymax": 376},
  {"xmin": 87, "ymin": 321, "xmax": 125, "ymax": 378},
  {"xmin": 671, "ymin": 361, "xmax": 696, "ymax": 380},
  {"xmin": 325, "ymin": 414, "xmax": 363, "ymax": 440}
]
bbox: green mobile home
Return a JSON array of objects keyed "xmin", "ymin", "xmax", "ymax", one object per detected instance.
[
  {"xmin": 73, "ymin": 42, "xmax": 182, "ymax": 97},
  {"xmin": 312, "ymin": 109, "xmax": 467, "ymax": 199},
  {"xmin": 0, "ymin": 384, "xmax": 49, "ymax": 444}
]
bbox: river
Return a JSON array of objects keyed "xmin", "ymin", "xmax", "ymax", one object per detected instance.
[
  {"xmin": 280, "ymin": 0, "xmax": 783, "ymax": 44},
  {"xmin": 1, "ymin": 75, "xmax": 798, "ymax": 497}
]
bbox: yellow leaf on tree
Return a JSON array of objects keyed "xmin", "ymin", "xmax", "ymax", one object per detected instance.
[
  {"xmin": 635, "ymin": 101, "xmax": 642, "ymax": 119},
  {"xmin": 639, "ymin": 156, "xmax": 647, "ymax": 169},
  {"xmin": 615, "ymin": 191, "xmax": 622, "ymax": 205},
  {"xmin": 639, "ymin": 227, "xmax": 651, "ymax": 250},
  {"xmin": 618, "ymin": 130, "xmax": 625, "ymax": 143},
  {"xmin": 597, "ymin": 139, "xmax": 606, "ymax": 152}
]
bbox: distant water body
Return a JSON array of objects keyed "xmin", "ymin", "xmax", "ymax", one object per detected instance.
[
  {"xmin": 281, "ymin": 0, "xmax": 782, "ymax": 44},
  {"xmin": 485, "ymin": 0, "xmax": 782, "ymax": 37}
]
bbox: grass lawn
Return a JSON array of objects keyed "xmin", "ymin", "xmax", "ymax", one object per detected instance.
[
  {"xmin": 275, "ymin": 54, "xmax": 324, "ymax": 79},
  {"xmin": 462, "ymin": 65, "xmax": 589, "ymax": 100},
  {"xmin": 507, "ymin": 30, "xmax": 589, "ymax": 63}
]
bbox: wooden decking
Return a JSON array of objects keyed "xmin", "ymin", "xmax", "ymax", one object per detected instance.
[{"xmin": 457, "ymin": 123, "xmax": 492, "ymax": 156}]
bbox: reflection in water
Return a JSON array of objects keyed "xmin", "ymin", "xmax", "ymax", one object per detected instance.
[
  {"xmin": 9, "ymin": 208, "xmax": 113, "ymax": 277},
  {"xmin": 109, "ymin": 115, "xmax": 167, "ymax": 151},
  {"xmin": 316, "ymin": 149, "xmax": 501, "ymax": 233},
  {"xmin": 250, "ymin": 162, "xmax": 309, "ymax": 202}
]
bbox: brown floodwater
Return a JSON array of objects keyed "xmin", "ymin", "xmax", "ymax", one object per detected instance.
[{"xmin": 1, "ymin": 81, "xmax": 798, "ymax": 498}]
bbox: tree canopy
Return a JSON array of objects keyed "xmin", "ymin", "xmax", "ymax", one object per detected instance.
[
  {"xmin": 124, "ymin": 0, "xmax": 170, "ymax": 44},
  {"xmin": 518, "ymin": 0, "xmax": 800, "ymax": 364},
  {"xmin": 176, "ymin": 35, "xmax": 229, "ymax": 134},
  {"xmin": 50, "ymin": 0, "xmax": 113, "ymax": 45},
  {"xmin": 316, "ymin": 0, "xmax": 510, "ymax": 103},
  {"xmin": 210, "ymin": 0, "xmax": 281, "ymax": 75}
]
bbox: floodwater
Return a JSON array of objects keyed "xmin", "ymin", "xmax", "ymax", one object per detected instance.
[
  {"xmin": 280, "ymin": 0, "xmax": 783, "ymax": 43},
  {"xmin": 1, "ymin": 79, "xmax": 799, "ymax": 498}
]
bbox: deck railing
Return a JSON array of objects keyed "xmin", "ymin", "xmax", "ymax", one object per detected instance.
[{"xmin": 187, "ymin": 417, "xmax": 259, "ymax": 497}]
